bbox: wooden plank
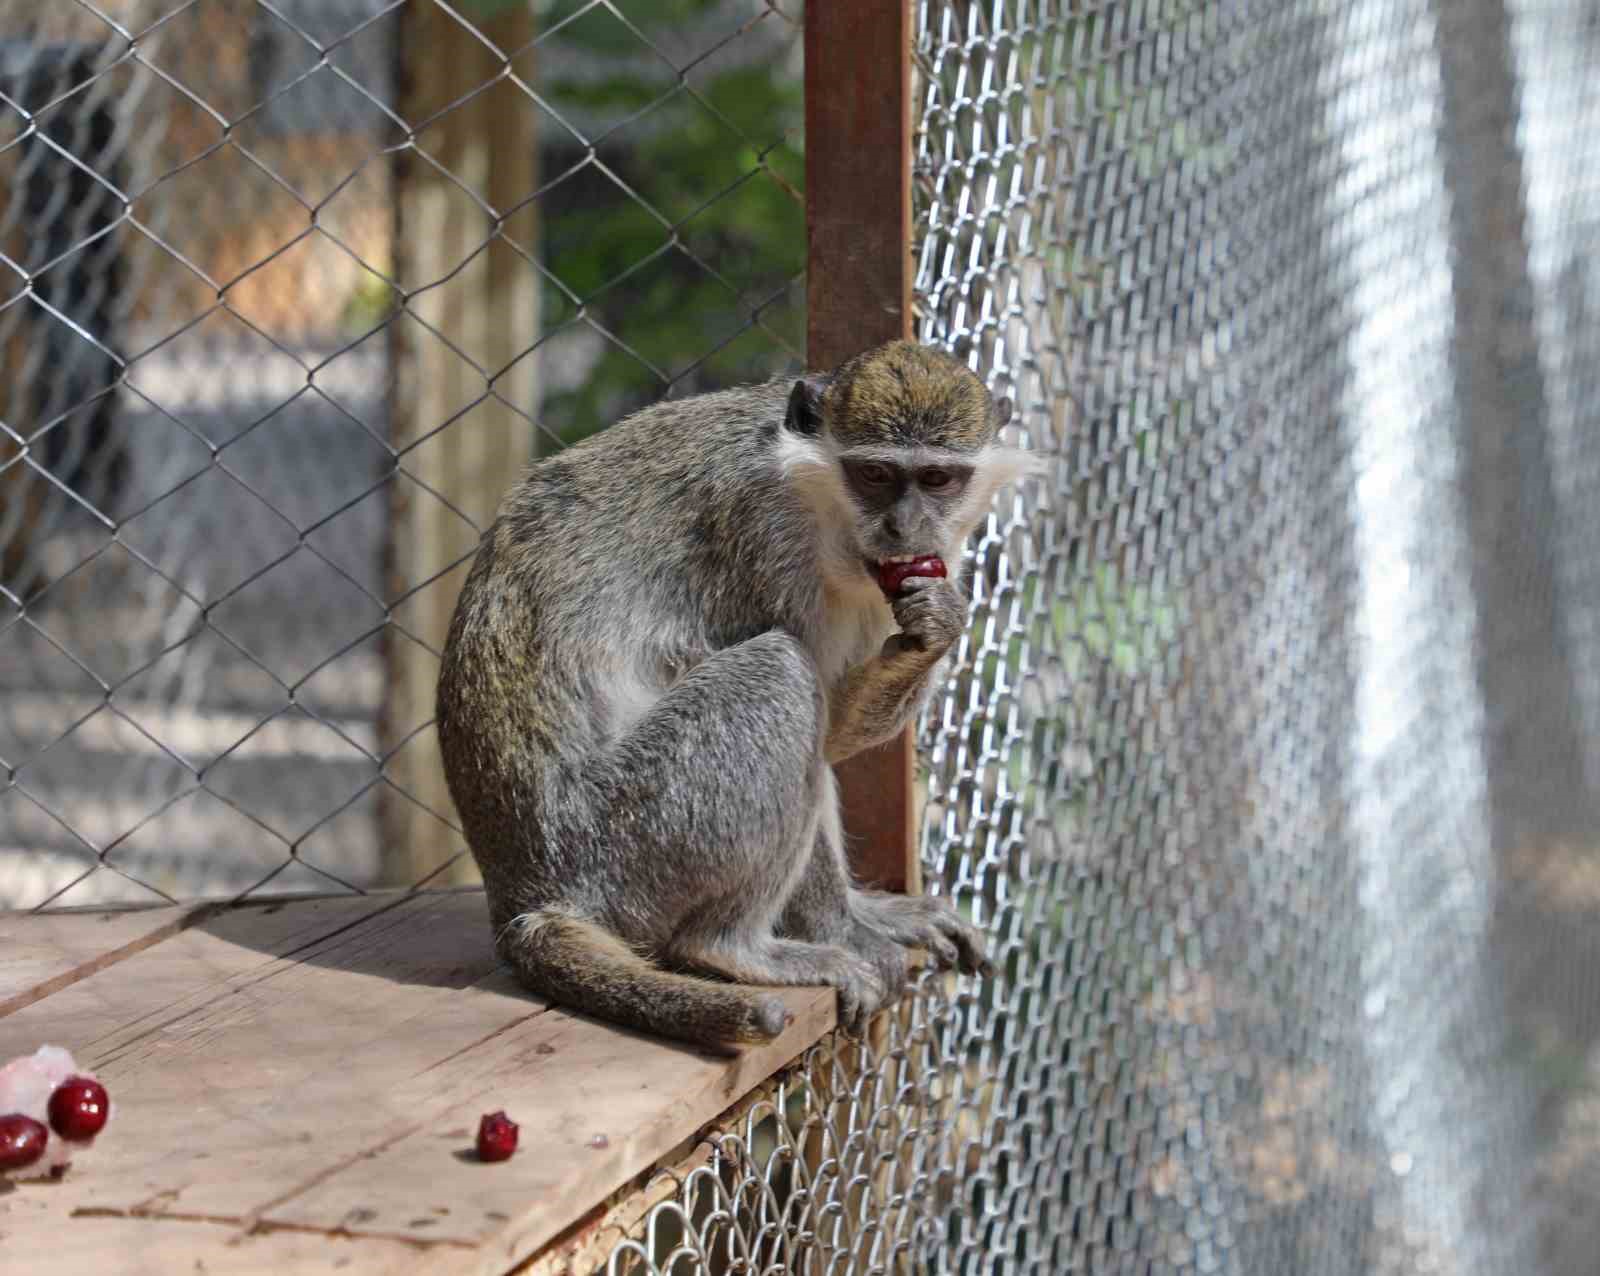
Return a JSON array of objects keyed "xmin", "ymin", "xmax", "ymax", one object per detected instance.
[
  {"xmin": 0, "ymin": 893, "xmax": 415, "ymax": 1057},
  {"xmin": 0, "ymin": 894, "xmax": 512, "ymax": 1225},
  {"xmin": 0, "ymin": 892, "xmax": 833, "ymax": 1275},
  {"xmin": 804, "ymin": 0, "xmax": 912, "ymax": 362},
  {"xmin": 806, "ymin": 0, "xmax": 919, "ymax": 895},
  {"xmin": 0, "ymin": 893, "xmax": 437, "ymax": 1274},
  {"xmin": 0, "ymin": 902, "xmax": 201, "ymax": 1018},
  {"xmin": 513, "ymin": 1060, "xmax": 805, "ymax": 1275},
  {"xmin": 0, "ymin": 1193, "xmax": 441, "ymax": 1276},
  {"xmin": 269, "ymin": 990, "xmax": 832, "ymax": 1276},
  {"xmin": 510, "ymin": 1141, "xmax": 714, "ymax": 1276}
]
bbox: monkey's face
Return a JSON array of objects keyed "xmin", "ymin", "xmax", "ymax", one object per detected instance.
[
  {"xmin": 779, "ymin": 341, "xmax": 1037, "ymax": 589},
  {"xmin": 837, "ymin": 447, "xmax": 977, "ymax": 573}
]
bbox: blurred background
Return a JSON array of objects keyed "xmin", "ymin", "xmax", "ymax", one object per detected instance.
[{"xmin": 0, "ymin": 0, "xmax": 804, "ymax": 906}]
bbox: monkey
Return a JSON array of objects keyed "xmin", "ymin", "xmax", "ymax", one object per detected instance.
[{"xmin": 436, "ymin": 340, "xmax": 1039, "ymax": 1049}]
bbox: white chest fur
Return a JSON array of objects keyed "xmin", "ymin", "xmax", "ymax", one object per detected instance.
[{"xmin": 814, "ymin": 577, "xmax": 897, "ymax": 694}]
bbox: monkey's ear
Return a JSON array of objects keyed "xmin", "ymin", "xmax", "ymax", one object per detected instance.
[
  {"xmin": 992, "ymin": 395, "xmax": 1014, "ymax": 429},
  {"xmin": 785, "ymin": 374, "xmax": 830, "ymax": 435}
]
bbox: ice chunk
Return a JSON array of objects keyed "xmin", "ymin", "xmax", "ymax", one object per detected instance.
[{"xmin": 0, "ymin": 1045, "xmax": 110, "ymax": 1179}]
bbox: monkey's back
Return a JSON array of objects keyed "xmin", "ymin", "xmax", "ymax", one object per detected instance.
[{"xmin": 434, "ymin": 378, "xmax": 825, "ymax": 907}]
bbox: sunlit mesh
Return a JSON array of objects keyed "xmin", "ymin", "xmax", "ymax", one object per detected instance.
[{"xmin": 598, "ymin": 1, "xmax": 1600, "ymax": 1273}]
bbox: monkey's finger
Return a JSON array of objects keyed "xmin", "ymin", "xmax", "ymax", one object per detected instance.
[
  {"xmin": 836, "ymin": 988, "xmax": 867, "ymax": 1038},
  {"xmin": 943, "ymin": 920, "xmax": 993, "ymax": 977},
  {"xmin": 891, "ymin": 597, "xmax": 939, "ymax": 631},
  {"xmin": 923, "ymin": 932, "xmax": 960, "ymax": 971}
]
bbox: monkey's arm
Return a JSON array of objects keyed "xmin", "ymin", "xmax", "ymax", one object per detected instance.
[
  {"xmin": 824, "ymin": 646, "xmax": 943, "ymax": 763},
  {"xmin": 824, "ymin": 577, "xmax": 965, "ymax": 764}
]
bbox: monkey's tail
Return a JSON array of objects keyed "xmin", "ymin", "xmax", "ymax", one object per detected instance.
[{"xmin": 497, "ymin": 910, "xmax": 791, "ymax": 1048}]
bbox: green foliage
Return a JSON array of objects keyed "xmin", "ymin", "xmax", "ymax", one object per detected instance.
[
  {"xmin": 533, "ymin": 0, "xmax": 805, "ymax": 441},
  {"xmin": 1055, "ymin": 564, "xmax": 1179, "ymax": 680},
  {"xmin": 952, "ymin": 561, "xmax": 1181, "ymax": 806},
  {"xmin": 340, "ymin": 267, "xmax": 398, "ymax": 335}
]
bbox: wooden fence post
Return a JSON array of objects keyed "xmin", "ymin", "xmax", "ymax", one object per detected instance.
[
  {"xmin": 382, "ymin": 1, "xmax": 540, "ymax": 886},
  {"xmin": 805, "ymin": 0, "xmax": 918, "ymax": 894}
]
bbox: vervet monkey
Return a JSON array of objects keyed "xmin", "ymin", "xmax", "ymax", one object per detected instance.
[{"xmin": 437, "ymin": 340, "xmax": 1037, "ymax": 1048}]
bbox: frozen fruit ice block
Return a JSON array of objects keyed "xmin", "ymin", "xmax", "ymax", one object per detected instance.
[{"xmin": 0, "ymin": 1045, "xmax": 111, "ymax": 1179}]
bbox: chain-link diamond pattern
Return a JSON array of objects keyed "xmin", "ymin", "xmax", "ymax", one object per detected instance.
[
  {"xmin": 593, "ymin": 2, "xmax": 1600, "ymax": 1274},
  {"xmin": 0, "ymin": 0, "xmax": 803, "ymax": 908}
]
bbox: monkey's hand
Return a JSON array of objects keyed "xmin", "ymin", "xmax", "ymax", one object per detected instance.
[
  {"xmin": 884, "ymin": 574, "xmax": 966, "ymax": 657},
  {"xmin": 824, "ymin": 576, "xmax": 966, "ymax": 763}
]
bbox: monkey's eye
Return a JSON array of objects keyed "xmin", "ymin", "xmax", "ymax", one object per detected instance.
[
  {"xmin": 858, "ymin": 463, "xmax": 895, "ymax": 486},
  {"xmin": 920, "ymin": 468, "xmax": 953, "ymax": 489}
]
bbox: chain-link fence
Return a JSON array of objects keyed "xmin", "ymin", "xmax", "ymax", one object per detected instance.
[
  {"xmin": 599, "ymin": 1, "xmax": 1600, "ymax": 1273},
  {"xmin": 5, "ymin": 1, "xmax": 1600, "ymax": 1274},
  {"xmin": 0, "ymin": 0, "xmax": 803, "ymax": 906}
]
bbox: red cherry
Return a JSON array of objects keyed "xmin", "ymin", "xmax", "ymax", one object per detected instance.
[
  {"xmin": 48, "ymin": 1076, "xmax": 109, "ymax": 1141},
  {"xmin": 476, "ymin": 1110, "xmax": 518, "ymax": 1163},
  {"xmin": 0, "ymin": 1114, "xmax": 47, "ymax": 1171},
  {"xmin": 877, "ymin": 555, "xmax": 947, "ymax": 595}
]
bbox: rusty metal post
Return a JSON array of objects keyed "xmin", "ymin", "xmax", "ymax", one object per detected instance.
[{"xmin": 805, "ymin": 1, "xmax": 918, "ymax": 894}]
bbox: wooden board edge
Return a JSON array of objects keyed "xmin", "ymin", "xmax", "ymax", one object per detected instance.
[
  {"xmin": 392, "ymin": 988, "xmax": 836, "ymax": 1276},
  {"xmin": 511, "ymin": 1055, "xmax": 812, "ymax": 1275},
  {"xmin": 0, "ymin": 902, "xmax": 214, "ymax": 1020},
  {"xmin": 0, "ymin": 888, "xmax": 477, "ymax": 1021}
]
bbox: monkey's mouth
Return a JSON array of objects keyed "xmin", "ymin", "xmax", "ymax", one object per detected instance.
[
  {"xmin": 863, "ymin": 553, "xmax": 921, "ymax": 580},
  {"xmin": 868, "ymin": 554, "xmax": 948, "ymax": 595}
]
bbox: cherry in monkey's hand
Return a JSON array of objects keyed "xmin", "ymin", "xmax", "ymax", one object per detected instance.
[{"xmin": 876, "ymin": 555, "xmax": 946, "ymax": 595}]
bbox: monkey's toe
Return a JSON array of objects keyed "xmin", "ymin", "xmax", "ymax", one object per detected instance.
[
  {"xmin": 850, "ymin": 929, "xmax": 910, "ymax": 999},
  {"xmin": 850, "ymin": 890, "xmax": 991, "ymax": 978},
  {"xmin": 753, "ymin": 996, "xmax": 791, "ymax": 1039},
  {"xmin": 914, "ymin": 900, "xmax": 990, "ymax": 976},
  {"xmin": 924, "ymin": 931, "xmax": 961, "ymax": 970},
  {"xmin": 834, "ymin": 983, "xmax": 875, "ymax": 1037},
  {"xmin": 941, "ymin": 917, "xmax": 991, "ymax": 976}
]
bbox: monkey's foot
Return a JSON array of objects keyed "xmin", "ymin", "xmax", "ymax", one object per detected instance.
[
  {"xmin": 669, "ymin": 934, "xmax": 890, "ymax": 1036},
  {"xmin": 849, "ymin": 891, "xmax": 994, "ymax": 978}
]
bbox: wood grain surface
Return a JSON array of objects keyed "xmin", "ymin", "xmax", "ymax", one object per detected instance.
[{"xmin": 0, "ymin": 891, "xmax": 833, "ymax": 1274}]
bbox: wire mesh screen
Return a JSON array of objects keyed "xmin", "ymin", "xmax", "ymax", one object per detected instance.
[
  {"xmin": 595, "ymin": 2, "xmax": 1600, "ymax": 1275},
  {"xmin": 4, "ymin": 1, "xmax": 1600, "ymax": 1275}
]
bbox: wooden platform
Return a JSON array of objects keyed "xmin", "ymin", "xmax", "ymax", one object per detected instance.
[{"xmin": 0, "ymin": 890, "xmax": 834, "ymax": 1274}]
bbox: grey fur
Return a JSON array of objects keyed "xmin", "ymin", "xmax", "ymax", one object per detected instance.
[{"xmin": 436, "ymin": 340, "xmax": 1029, "ymax": 1048}]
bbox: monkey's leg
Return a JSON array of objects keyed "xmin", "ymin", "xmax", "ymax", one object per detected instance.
[
  {"xmin": 588, "ymin": 631, "xmax": 891, "ymax": 1030},
  {"xmin": 780, "ymin": 771, "xmax": 993, "ymax": 981}
]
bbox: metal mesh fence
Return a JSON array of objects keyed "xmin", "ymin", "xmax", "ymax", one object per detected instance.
[
  {"xmin": 597, "ymin": 1, "xmax": 1600, "ymax": 1274},
  {"xmin": 4, "ymin": 1, "xmax": 1600, "ymax": 1274},
  {"xmin": 0, "ymin": 0, "xmax": 804, "ymax": 907}
]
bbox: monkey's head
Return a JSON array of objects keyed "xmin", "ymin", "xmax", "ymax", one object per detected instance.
[{"xmin": 779, "ymin": 341, "xmax": 1036, "ymax": 584}]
